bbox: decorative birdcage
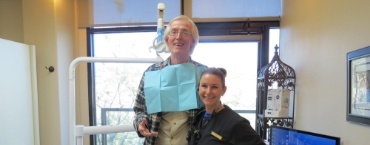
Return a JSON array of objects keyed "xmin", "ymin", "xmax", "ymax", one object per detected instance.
[{"xmin": 256, "ymin": 45, "xmax": 296, "ymax": 140}]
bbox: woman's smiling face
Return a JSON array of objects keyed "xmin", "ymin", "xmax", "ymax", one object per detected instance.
[{"xmin": 198, "ymin": 74, "xmax": 227, "ymax": 107}]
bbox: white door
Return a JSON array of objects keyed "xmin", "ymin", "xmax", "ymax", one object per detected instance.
[{"xmin": 0, "ymin": 38, "xmax": 39, "ymax": 145}]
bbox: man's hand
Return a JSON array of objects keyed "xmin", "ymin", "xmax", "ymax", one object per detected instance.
[{"xmin": 138, "ymin": 118, "xmax": 158, "ymax": 137}]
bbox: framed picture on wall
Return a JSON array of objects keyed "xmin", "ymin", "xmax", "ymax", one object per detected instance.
[{"xmin": 347, "ymin": 45, "xmax": 370, "ymax": 126}]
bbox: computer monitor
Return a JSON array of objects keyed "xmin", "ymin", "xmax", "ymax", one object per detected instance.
[{"xmin": 270, "ymin": 126, "xmax": 340, "ymax": 145}]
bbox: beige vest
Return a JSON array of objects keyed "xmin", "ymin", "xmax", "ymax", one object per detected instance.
[{"xmin": 155, "ymin": 111, "xmax": 189, "ymax": 145}]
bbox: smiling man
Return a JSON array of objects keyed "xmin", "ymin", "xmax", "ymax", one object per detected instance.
[{"xmin": 133, "ymin": 15, "xmax": 208, "ymax": 145}]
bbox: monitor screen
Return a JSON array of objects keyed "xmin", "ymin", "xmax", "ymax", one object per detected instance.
[{"xmin": 270, "ymin": 126, "xmax": 340, "ymax": 145}]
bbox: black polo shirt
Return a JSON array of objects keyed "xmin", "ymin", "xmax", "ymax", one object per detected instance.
[{"xmin": 188, "ymin": 105, "xmax": 265, "ymax": 145}]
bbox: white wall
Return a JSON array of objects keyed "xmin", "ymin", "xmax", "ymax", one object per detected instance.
[
  {"xmin": 0, "ymin": 0, "xmax": 23, "ymax": 42},
  {"xmin": 22, "ymin": 0, "xmax": 75, "ymax": 145},
  {"xmin": 280, "ymin": 0, "xmax": 370, "ymax": 144}
]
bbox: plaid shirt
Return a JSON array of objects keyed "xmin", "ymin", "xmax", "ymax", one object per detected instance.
[{"xmin": 133, "ymin": 57, "xmax": 207, "ymax": 145}]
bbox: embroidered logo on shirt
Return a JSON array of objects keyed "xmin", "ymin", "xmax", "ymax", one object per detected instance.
[{"xmin": 211, "ymin": 131, "xmax": 222, "ymax": 140}]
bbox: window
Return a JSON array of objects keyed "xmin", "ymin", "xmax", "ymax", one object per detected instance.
[
  {"xmin": 192, "ymin": 42, "xmax": 258, "ymax": 127},
  {"xmin": 87, "ymin": 24, "xmax": 279, "ymax": 145},
  {"xmin": 90, "ymin": 31, "xmax": 157, "ymax": 145},
  {"xmin": 269, "ymin": 28, "xmax": 280, "ymax": 61}
]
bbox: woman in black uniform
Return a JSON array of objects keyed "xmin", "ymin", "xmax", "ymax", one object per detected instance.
[{"xmin": 188, "ymin": 67, "xmax": 265, "ymax": 145}]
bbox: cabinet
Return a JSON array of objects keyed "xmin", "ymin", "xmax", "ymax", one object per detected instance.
[{"xmin": 256, "ymin": 45, "xmax": 296, "ymax": 140}]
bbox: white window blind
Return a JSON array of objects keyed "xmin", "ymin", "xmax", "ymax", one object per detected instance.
[
  {"xmin": 78, "ymin": 0, "xmax": 181, "ymax": 27},
  {"xmin": 78, "ymin": 0, "xmax": 280, "ymax": 27},
  {"xmin": 190, "ymin": 0, "xmax": 281, "ymax": 18}
]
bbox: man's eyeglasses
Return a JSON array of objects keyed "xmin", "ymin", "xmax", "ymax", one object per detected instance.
[{"xmin": 169, "ymin": 30, "xmax": 192, "ymax": 38}]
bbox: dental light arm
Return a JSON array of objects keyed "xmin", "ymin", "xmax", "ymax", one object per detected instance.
[
  {"xmin": 69, "ymin": 57, "xmax": 164, "ymax": 145},
  {"xmin": 150, "ymin": 3, "xmax": 168, "ymax": 54},
  {"xmin": 157, "ymin": 3, "xmax": 165, "ymax": 43}
]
